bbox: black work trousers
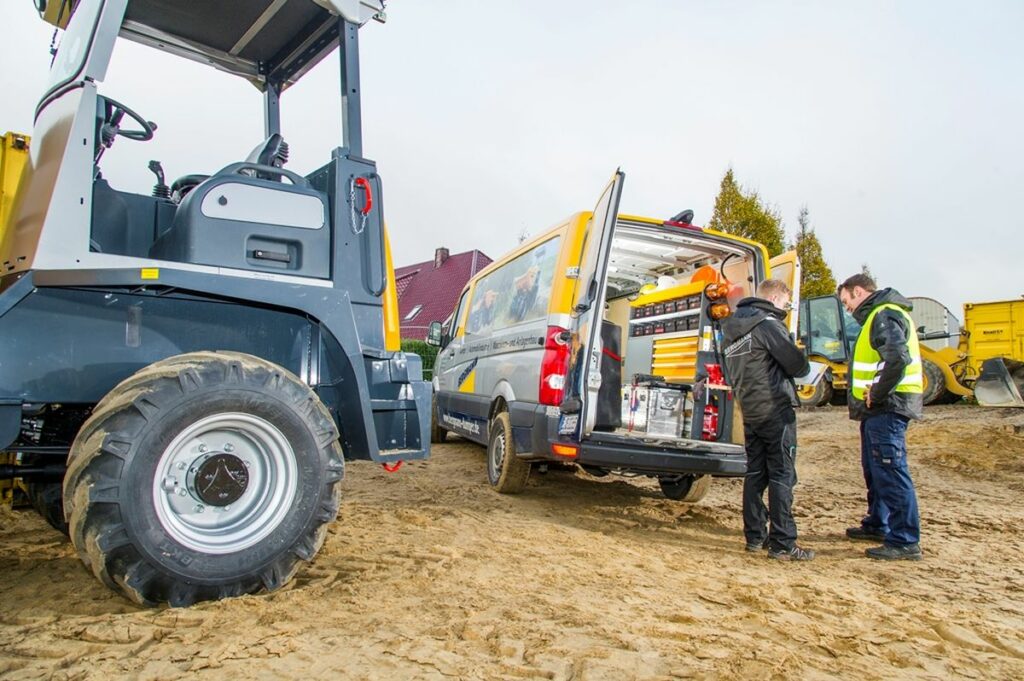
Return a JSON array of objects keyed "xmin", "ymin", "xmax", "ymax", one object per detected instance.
[{"xmin": 742, "ymin": 409, "xmax": 798, "ymax": 551}]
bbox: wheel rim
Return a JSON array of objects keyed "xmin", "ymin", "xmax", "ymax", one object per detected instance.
[
  {"xmin": 490, "ymin": 430, "xmax": 506, "ymax": 479},
  {"xmin": 153, "ymin": 412, "xmax": 298, "ymax": 554}
]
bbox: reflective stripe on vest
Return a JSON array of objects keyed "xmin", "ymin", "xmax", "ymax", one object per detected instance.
[{"xmin": 851, "ymin": 303, "xmax": 923, "ymax": 400}]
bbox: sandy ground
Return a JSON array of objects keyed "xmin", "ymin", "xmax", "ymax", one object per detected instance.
[{"xmin": 2, "ymin": 405, "xmax": 1024, "ymax": 680}]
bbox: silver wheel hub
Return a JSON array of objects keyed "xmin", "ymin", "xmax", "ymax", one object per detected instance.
[{"xmin": 153, "ymin": 412, "xmax": 298, "ymax": 554}]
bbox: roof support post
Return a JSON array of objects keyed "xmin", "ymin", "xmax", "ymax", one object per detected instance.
[
  {"xmin": 339, "ymin": 18, "xmax": 363, "ymax": 157},
  {"xmin": 264, "ymin": 80, "xmax": 282, "ymax": 138}
]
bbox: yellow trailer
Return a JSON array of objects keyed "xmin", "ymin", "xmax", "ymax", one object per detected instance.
[{"xmin": 965, "ymin": 299, "xmax": 1024, "ymax": 407}]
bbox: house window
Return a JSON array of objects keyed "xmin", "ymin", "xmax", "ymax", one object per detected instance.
[{"xmin": 404, "ymin": 304, "xmax": 423, "ymax": 321}]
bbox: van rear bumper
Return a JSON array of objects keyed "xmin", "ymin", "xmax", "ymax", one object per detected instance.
[
  {"xmin": 511, "ymin": 402, "xmax": 746, "ymax": 477},
  {"xmin": 578, "ymin": 432, "xmax": 747, "ymax": 477}
]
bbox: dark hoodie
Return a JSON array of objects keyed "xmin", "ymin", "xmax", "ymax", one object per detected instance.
[
  {"xmin": 720, "ymin": 297, "xmax": 810, "ymax": 427},
  {"xmin": 847, "ymin": 288, "xmax": 924, "ymax": 422}
]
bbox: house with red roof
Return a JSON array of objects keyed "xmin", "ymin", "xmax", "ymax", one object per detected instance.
[{"xmin": 395, "ymin": 248, "xmax": 492, "ymax": 340}]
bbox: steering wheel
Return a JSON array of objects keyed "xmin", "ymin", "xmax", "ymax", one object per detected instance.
[{"xmin": 101, "ymin": 96, "xmax": 156, "ymax": 142}]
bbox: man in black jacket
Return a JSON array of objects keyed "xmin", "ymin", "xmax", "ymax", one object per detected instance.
[
  {"xmin": 721, "ymin": 279, "xmax": 814, "ymax": 561},
  {"xmin": 838, "ymin": 274, "xmax": 923, "ymax": 561}
]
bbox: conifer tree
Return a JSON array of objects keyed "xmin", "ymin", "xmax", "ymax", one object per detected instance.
[
  {"xmin": 794, "ymin": 206, "xmax": 836, "ymax": 298},
  {"xmin": 708, "ymin": 169, "xmax": 786, "ymax": 256}
]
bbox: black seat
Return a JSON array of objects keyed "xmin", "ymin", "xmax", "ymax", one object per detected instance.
[{"xmin": 169, "ymin": 134, "xmax": 290, "ymax": 201}]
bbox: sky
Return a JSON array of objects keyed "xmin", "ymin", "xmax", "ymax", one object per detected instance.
[{"xmin": 2, "ymin": 1, "xmax": 1021, "ymax": 314}]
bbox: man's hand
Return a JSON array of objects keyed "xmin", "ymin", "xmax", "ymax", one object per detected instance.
[{"xmin": 865, "ymin": 392, "xmax": 872, "ymax": 408}]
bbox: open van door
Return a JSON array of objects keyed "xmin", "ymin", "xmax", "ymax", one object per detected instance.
[
  {"xmin": 560, "ymin": 170, "xmax": 625, "ymax": 438},
  {"xmin": 769, "ymin": 250, "xmax": 801, "ymax": 336}
]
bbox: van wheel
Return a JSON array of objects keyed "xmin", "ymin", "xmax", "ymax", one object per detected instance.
[
  {"xmin": 62, "ymin": 351, "xmax": 344, "ymax": 606},
  {"xmin": 486, "ymin": 411, "xmax": 530, "ymax": 494},
  {"xmin": 659, "ymin": 474, "xmax": 711, "ymax": 503},
  {"xmin": 430, "ymin": 396, "xmax": 448, "ymax": 444}
]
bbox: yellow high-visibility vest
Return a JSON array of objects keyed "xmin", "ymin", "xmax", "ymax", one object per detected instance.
[{"xmin": 851, "ymin": 303, "xmax": 923, "ymax": 400}]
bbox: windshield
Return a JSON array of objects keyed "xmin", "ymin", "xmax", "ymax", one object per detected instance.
[
  {"xmin": 800, "ymin": 296, "xmax": 860, "ymax": 362},
  {"xmin": 47, "ymin": 0, "xmax": 106, "ymax": 92}
]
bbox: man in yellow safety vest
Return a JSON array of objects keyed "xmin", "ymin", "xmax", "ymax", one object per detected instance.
[{"xmin": 838, "ymin": 274, "xmax": 923, "ymax": 561}]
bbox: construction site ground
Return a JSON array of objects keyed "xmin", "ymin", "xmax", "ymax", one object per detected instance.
[{"xmin": 2, "ymin": 405, "xmax": 1023, "ymax": 680}]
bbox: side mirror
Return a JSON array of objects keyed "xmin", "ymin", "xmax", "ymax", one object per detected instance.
[{"xmin": 426, "ymin": 321, "xmax": 443, "ymax": 347}]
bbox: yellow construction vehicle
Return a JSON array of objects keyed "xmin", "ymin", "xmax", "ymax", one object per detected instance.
[
  {"xmin": 0, "ymin": 131, "xmax": 30, "ymax": 246},
  {"xmin": 796, "ymin": 294, "xmax": 1023, "ymax": 408}
]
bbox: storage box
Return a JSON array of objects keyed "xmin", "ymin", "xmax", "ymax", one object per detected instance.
[
  {"xmin": 621, "ymin": 386, "xmax": 649, "ymax": 431},
  {"xmin": 646, "ymin": 386, "xmax": 692, "ymax": 438}
]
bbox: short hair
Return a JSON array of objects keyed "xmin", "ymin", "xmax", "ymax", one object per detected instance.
[
  {"xmin": 757, "ymin": 278, "xmax": 791, "ymax": 299},
  {"xmin": 837, "ymin": 273, "xmax": 877, "ymax": 296}
]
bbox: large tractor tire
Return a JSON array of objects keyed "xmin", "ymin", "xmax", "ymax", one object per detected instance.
[
  {"xmin": 797, "ymin": 380, "xmax": 833, "ymax": 408},
  {"xmin": 486, "ymin": 411, "xmax": 530, "ymax": 494},
  {"xmin": 659, "ymin": 474, "xmax": 712, "ymax": 503},
  {"xmin": 922, "ymin": 358, "xmax": 946, "ymax": 406},
  {"xmin": 62, "ymin": 352, "xmax": 344, "ymax": 607}
]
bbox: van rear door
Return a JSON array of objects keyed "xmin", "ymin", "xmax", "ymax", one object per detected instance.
[
  {"xmin": 768, "ymin": 250, "xmax": 801, "ymax": 336},
  {"xmin": 560, "ymin": 170, "xmax": 625, "ymax": 438}
]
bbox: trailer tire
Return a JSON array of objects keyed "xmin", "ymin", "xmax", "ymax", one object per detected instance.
[
  {"xmin": 486, "ymin": 411, "xmax": 530, "ymax": 494},
  {"xmin": 27, "ymin": 480, "xmax": 68, "ymax": 535},
  {"xmin": 659, "ymin": 474, "xmax": 711, "ymax": 503},
  {"xmin": 62, "ymin": 351, "xmax": 344, "ymax": 606},
  {"xmin": 922, "ymin": 358, "xmax": 946, "ymax": 406}
]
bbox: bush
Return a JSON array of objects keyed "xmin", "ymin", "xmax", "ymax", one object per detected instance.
[{"xmin": 401, "ymin": 339, "xmax": 439, "ymax": 380}]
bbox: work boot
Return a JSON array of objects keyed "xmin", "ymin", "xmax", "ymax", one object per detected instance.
[
  {"xmin": 745, "ymin": 538, "xmax": 769, "ymax": 552},
  {"xmin": 866, "ymin": 543, "xmax": 922, "ymax": 561},
  {"xmin": 768, "ymin": 546, "xmax": 815, "ymax": 561},
  {"xmin": 846, "ymin": 526, "xmax": 886, "ymax": 541}
]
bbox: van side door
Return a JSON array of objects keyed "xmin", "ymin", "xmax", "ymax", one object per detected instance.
[{"xmin": 561, "ymin": 170, "xmax": 625, "ymax": 438}]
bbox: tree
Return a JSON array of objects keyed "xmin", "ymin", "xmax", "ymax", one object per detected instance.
[
  {"xmin": 794, "ymin": 206, "xmax": 836, "ymax": 298},
  {"xmin": 708, "ymin": 169, "xmax": 786, "ymax": 257}
]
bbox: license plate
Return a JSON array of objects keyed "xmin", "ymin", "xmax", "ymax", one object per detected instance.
[{"xmin": 558, "ymin": 413, "xmax": 579, "ymax": 435}]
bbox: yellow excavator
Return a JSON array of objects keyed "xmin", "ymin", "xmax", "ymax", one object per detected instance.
[{"xmin": 797, "ymin": 294, "xmax": 1024, "ymax": 408}]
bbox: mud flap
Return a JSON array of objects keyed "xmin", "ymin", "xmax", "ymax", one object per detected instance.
[{"xmin": 974, "ymin": 358, "xmax": 1024, "ymax": 408}]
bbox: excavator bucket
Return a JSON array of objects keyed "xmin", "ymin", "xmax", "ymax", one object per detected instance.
[{"xmin": 974, "ymin": 358, "xmax": 1024, "ymax": 408}]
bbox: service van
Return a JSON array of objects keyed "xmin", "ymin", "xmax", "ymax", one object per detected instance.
[{"xmin": 427, "ymin": 172, "xmax": 799, "ymax": 500}]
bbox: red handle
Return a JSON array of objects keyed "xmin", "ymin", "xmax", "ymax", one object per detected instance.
[
  {"xmin": 382, "ymin": 461, "xmax": 403, "ymax": 473},
  {"xmin": 354, "ymin": 177, "xmax": 373, "ymax": 215}
]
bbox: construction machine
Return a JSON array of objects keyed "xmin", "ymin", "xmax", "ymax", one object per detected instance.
[
  {"xmin": 0, "ymin": 0, "xmax": 432, "ymax": 606},
  {"xmin": 797, "ymin": 294, "xmax": 1024, "ymax": 408}
]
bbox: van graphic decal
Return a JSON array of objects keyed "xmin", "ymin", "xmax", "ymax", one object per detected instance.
[
  {"xmin": 442, "ymin": 412, "xmax": 482, "ymax": 435},
  {"xmin": 458, "ymin": 358, "xmax": 478, "ymax": 389}
]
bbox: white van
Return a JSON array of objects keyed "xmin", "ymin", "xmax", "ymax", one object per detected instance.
[{"xmin": 428, "ymin": 172, "xmax": 798, "ymax": 500}]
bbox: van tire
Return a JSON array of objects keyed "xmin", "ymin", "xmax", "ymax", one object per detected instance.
[
  {"xmin": 486, "ymin": 411, "xmax": 530, "ymax": 494},
  {"xmin": 430, "ymin": 396, "xmax": 448, "ymax": 443},
  {"xmin": 659, "ymin": 474, "xmax": 711, "ymax": 503}
]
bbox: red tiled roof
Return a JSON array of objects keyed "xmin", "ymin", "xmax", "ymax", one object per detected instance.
[{"xmin": 395, "ymin": 249, "xmax": 492, "ymax": 340}]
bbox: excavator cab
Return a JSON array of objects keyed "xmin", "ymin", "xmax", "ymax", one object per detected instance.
[{"xmin": 1, "ymin": 0, "xmax": 431, "ymax": 607}]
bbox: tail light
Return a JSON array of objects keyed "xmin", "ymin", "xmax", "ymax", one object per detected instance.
[{"xmin": 539, "ymin": 325, "xmax": 570, "ymax": 405}]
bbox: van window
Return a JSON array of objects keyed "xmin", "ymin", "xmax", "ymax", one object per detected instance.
[
  {"xmin": 451, "ymin": 289, "xmax": 470, "ymax": 337},
  {"xmin": 466, "ymin": 236, "xmax": 561, "ymax": 335}
]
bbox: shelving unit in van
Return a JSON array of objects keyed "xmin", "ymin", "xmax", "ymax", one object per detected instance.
[{"xmin": 627, "ymin": 281, "xmax": 705, "ymax": 384}]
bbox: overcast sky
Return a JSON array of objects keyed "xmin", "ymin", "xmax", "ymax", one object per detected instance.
[{"xmin": 2, "ymin": 1, "xmax": 1021, "ymax": 313}]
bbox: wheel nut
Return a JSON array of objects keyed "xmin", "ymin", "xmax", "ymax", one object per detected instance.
[
  {"xmin": 194, "ymin": 504, "xmax": 205, "ymax": 514},
  {"xmin": 198, "ymin": 444, "xmax": 208, "ymax": 453},
  {"xmin": 177, "ymin": 462, "xmax": 186, "ymax": 470},
  {"xmin": 224, "ymin": 443, "xmax": 234, "ymax": 452},
  {"xmin": 177, "ymin": 488, "xmax": 187, "ymax": 497}
]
